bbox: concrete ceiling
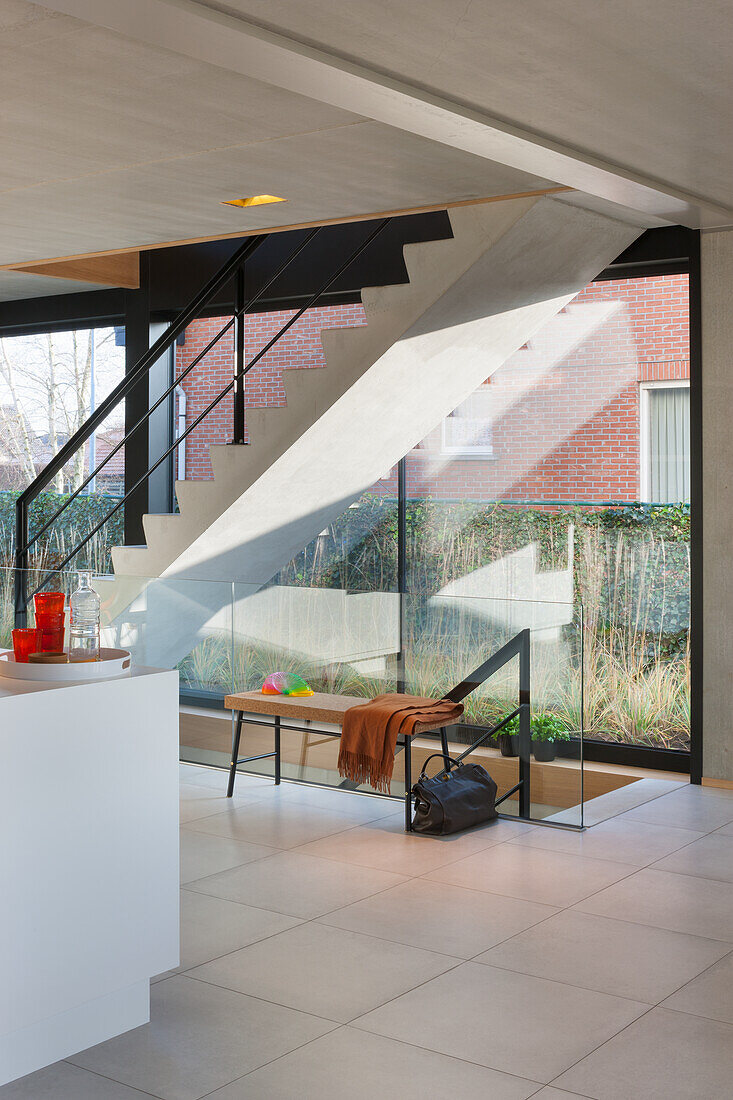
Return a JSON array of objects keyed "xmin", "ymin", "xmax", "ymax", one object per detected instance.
[
  {"xmin": 201, "ymin": 0, "xmax": 733, "ymax": 219},
  {"xmin": 0, "ymin": 0, "xmax": 555, "ymax": 284},
  {"xmin": 4, "ymin": 0, "xmax": 729, "ymax": 303}
]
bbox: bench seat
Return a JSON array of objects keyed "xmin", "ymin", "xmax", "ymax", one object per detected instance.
[
  {"xmin": 223, "ymin": 690, "xmax": 449, "ymax": 735},
  {"xmin": 224, "ymin": 690, "xmax": 452, "ymax": 831}
]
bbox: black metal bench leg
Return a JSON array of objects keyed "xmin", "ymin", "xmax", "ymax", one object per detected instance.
[
  {"xmin": 274, "ymin": 715, "xmax": 281, "ymax": 784},
  {"xmin": 404, "ymin": 734, "xmax": 412, "ymax": 832},
  {"xmin": 227, "ymin": 711, "xmax": 243, "ymax": 797},
  {"xmin": 440, "ymin": 726, "xmax": 450, "ymax": 768}
]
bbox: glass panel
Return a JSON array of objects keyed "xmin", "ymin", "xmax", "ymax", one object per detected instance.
[
  {"xmin": 414, "ymin": 592, "xmax": 583, "ymax": 825},
  {"xmin": 1, "ymin": 567, "xmax": 593, "ymax": 825},
  {"xmin": 174, "ymin": 315, "xmax": 233, "ymax": 483},
  {"xmin": 406, "ymin": 273, "xmax": 690, "ymax": 755},
  {"xmin": 0, "ymin": 326, "xmax": 126, "ymax": 575}
]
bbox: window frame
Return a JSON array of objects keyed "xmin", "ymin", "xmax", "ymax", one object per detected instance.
[
  {"xmin": 440, "ymin": 385, "xmax": 495, "ymax": 457},
  {"xmin": 639, "ymin": 379, "xmax": 691, "ymax": 503}
]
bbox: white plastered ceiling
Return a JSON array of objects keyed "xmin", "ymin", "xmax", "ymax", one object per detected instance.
[{"xmin": 0, "ymin": 0, "xmax": 555, "ymax": 295}]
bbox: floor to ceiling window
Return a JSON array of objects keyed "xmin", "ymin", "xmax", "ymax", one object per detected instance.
[
  {"xmin": 402, "ymin": 272, "xmax": 691, "ymax": 758},
  {"xmin": 0, "ymin": 326, "xmax": 126, "ymax": 645},
  {"xmin": 174, "ymin": 262, "xmax": 693, "ymax": 776}
]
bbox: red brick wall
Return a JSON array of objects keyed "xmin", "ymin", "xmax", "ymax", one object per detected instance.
[
  {"xmin": 175, "ymin": 274, "xmax": 689, "ymax": 503},
  {"xmin": 375, "ymin": 274, "xmax": 690, "ymax": 502}
]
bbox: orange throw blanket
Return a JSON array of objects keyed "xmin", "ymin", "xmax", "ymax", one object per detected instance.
[{"xmin": 338, "ymin": 693, "xmax": 464, "ymax": 794}]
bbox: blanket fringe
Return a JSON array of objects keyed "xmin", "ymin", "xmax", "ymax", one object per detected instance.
[{"xmin": 337, "ymin": 748, "xmax": 392, "ymax": 794}]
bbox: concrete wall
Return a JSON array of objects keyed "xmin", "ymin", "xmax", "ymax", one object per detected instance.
[{"xmin": 702, "ymin": 230, "xmax": 733, "ymax": 782}]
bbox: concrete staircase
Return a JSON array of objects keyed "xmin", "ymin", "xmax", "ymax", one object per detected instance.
[{"xmin": 98, "ymin": 196, "xmax": 640, "ymax": 667}]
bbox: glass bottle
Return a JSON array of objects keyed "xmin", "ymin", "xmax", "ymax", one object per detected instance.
[{"xmin": 68, "ymin": 571, "xmax": 101, "ymax": 662}]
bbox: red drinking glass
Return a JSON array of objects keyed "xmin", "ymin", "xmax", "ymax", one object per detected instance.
[
  {"xmin": 37, "ymin": 613, "xmax": 65, "ymax": 654},
  {"xmin": 12, "ymin": 627, "xmax": 42, "ymax": 663},
  {"xmin": 34, "ymin": 591, "xmax": 65, "ymax": 617}
]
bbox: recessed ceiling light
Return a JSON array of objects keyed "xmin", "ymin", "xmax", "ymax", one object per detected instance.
[{"xmin": 221, "ymin": 195, "xmax": 286, "ymax": 209}]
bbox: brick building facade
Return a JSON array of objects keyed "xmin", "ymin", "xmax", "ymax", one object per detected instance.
[{"xmin": 175, "ymin": 274, "xmax": 689, "ymax": 504}]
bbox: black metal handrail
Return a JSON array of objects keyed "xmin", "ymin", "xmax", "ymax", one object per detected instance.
[
  {"xmin": 445, "ymin": 628, "xmax": 531, "ymax": 816},
  {"xmin": 15, "ymin": 217, "xmax": 392, "ymax": 619},
  {"xmin": 17, "ymin": 227, "xmax": 321, "ymax": 559}
]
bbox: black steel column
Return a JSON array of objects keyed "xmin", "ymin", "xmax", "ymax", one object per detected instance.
[
  {"xmin": 396, "ymin": 457, "xmax": 407, "ymax": 692},
  {"xmin": 13, "ymin": 495, "xmax": 29, "ymax": 626},
  {"xmin": 123, "ymin": 253, "xmax": 151, "ymax": 545},
  {"xmin": 689, "ymin": 230, "xmax": 703, "ymax": 785},
  {"xmin": 232, "ymin": 266, "xmax": 245, "ymax": 445}
]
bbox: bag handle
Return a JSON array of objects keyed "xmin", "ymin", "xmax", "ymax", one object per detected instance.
[{"xmin": 418, "ymin": 753, "xmax": 462, "ymax": 779}]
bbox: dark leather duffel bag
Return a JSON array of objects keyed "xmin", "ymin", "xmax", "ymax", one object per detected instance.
[{"xmin": 411, "ymin": 753, "xmax": 498, "ymax": 835}]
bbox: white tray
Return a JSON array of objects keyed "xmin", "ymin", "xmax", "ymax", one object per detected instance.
[{"xmin": 0, "ymin": 648, "xmax": 131, "ymax": 683}]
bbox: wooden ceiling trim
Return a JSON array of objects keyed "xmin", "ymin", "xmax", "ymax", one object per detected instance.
[{"xmin": 12, "ymin": 252, "xmax": 140, "ymax": 289}]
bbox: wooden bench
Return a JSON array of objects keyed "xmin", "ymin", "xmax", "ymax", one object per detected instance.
[
  {"xmin": 223, "ymin": 690, "xmax": 452, "ymax": 832},
  {"xmin": 223, "ymin": 629, "xmax": 532, "ymax": 832}
]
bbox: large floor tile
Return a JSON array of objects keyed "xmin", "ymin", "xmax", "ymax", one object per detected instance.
[
  {"xmin": 180, "ymin": 828, "xmax": 276, "ymax": 883},
  {"xmin": 179, "ymin": 765, "xmax": 270, "ymax": 792},
  {"xmin": 0, "ymin": 1063, "xmax": 151, "ymax": 1099},
  {"xmin": 575, "ymin": 867, "xmax": 733, "ymax": 941},
  {"xmin": 713, "ymin": 819, "xmax": 733, "ymax": 836},
  {"xmin": 661, "ymin": 951, "xmax": 733, "ymax": 1023},
  {"xmin": 69, "ymin": 975, "xmax": 333, "ymax": 1100},
  {"xmin": 425, "ymin": 843, "xmax": 631, "ymax": 907},
  {"xmin": 210, "ymin": 1026, "xmax": 540, "ymax": 1099},
  {"xmin": 179, "ymin": 784, "xmax": 257, "ymax": 825},
  {"xmin": 476, "ymin": 909, "xmax": 730, "ymax": 1002},
  {"xmin": 189, "ymin": 920, "xmax": 457, "ymax": 1023},
  {"xmin": 621, "ymin": 786, "xmax": 733, "ymax": 832},
  {"xmin": 354, "ymin": 962, "xmax": 647, "ymax": 1083},
  {"xmin": 651, "ymin": 831, "xmax": 733, "ymax": 882},
  {"xmin": 186, "ymin": 849, "xmax": 405, "ymax": 918},
  {"xmin": 274, "ymin": 781, "xmax": 401, "ymax": 821},
  {"xmin": 555, "ymin": 1006, "xmax": 733, "ymax": 1099},
  {"xmin": 182, "ymin": 797, "xmax": 364, "ymax": 847},
  {"xmin": 569, "ymin": 778, "xmax": 686, "ymax": 826},
  {"xmin": 295, "ymin": 815, "xmax": 528, "ymax": 876},
  {"xmin": 166, "ymin": 890, "xmax": 302, "ymax": 974},
  {"xmin": 509, "ymin": 817, "xmax": 704, "ymax": 867},
  {"xmin": 318, "ymin": 877, "xmax": 557, "ymax": 958}
]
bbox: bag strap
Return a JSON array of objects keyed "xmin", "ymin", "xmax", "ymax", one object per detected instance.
[{"xmin": 418, "ymin": 753, "xmax": 462, "ymax": 779}]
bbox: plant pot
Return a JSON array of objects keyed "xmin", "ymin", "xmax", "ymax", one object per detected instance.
[
  {"xmin": 497, "ymin": 733, "xmax": 519, "ymax": 757},
  {"xmin": 532, "ymin": 739, "xmax": 557, "ymax": 762}
]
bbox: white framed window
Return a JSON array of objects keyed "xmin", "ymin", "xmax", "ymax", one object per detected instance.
[
  {"xmin": 640, "ymin": 380, "xmax": 690, "ymax": 503},
  {"xmin": 442, "ymin": 386, "xmax": 494, "ymax": 456}
]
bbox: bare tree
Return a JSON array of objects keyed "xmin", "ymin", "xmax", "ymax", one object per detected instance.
[
  {"xmin": 0, "ymin": 328, "xmax": 119, "ymax": 493},
  {"xmin": 0, "ymin": 341, "xmax": 37, "ymax": 486}
]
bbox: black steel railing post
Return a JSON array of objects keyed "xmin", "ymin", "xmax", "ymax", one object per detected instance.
[
  {"xmin": 518, "ymin": 627, "xmax": 531, "ymax": 817},
  {"xmin": 232, "ymin": 266, "xmax": 246, "ymax": 445},
  {"xmin": 14, "ymin": 495, "xmax": 29, "ymax": 626}
]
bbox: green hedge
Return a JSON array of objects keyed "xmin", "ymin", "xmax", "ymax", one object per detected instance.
[
  {"xmin": 0, "ymin": 490, "xmax": 124, "ymax": 573},
  {"xmin": 275, "ymin": 496, "xmax": 691, "ymax": 640}
]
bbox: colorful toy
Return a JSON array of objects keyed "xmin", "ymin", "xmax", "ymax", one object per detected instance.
[{"xmin": 262, "ymin": 671, "xmax": 314, "ymax": 697}]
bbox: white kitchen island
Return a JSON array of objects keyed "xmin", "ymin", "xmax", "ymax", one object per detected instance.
[{"xmin": 0, "ymin": 665, "xmax": 179, "ymax": 1086}]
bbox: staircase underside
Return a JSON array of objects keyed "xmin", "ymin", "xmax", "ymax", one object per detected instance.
[{"xmin": 101, "ymin": 197, "xmax": 640, "ymax": 668}]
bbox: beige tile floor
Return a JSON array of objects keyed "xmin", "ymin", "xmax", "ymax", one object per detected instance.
[{"xmin": 3, "ymin": 766, "xmax": 733, "ymax": 1100}]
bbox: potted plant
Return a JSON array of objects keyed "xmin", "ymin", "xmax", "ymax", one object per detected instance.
[
  {"xmin": 491, "ymin": 714, "xmax": 519, "ymax": 757},
  {"xmin": 530, "ymin": 711, "xmax": 570, "ymax": 762}
]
